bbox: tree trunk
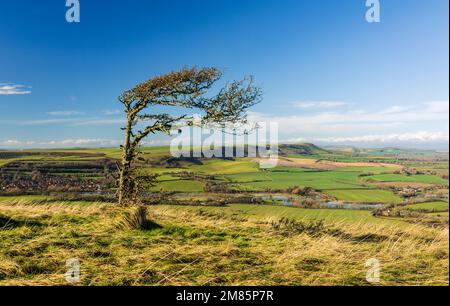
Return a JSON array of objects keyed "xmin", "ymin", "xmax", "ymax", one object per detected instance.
[{"xmin": 118, "ymin": 118, "xmax": 134, "ymax": 206}]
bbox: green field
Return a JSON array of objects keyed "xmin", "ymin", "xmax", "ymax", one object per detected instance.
[
  {"xmin": 178, "ymin": 203, "xmax": 401, "ymax": 225},
  {"xmin": 218, "ymin": 166, "xmax": 401, "ymax": 203},
  {"xmin": 325, "ymin": 189, "xmax": 402, "ymax": 203},
  {"xmin": 151, "ymin": 180, "xmax": 205, "ymax": 192},
  {"xmin": 369, "ymin": 174, "xmax": 448, "ymax": 185},
  {"xmin": 1, "ymin": 146, "xmax": 446, "ymax": 204},
  {"xmin": 135, "ymin": 154, "xmax": 447, "ymax": 200},
  {"xmin": 405, "ymin": 201, "xmax": 449, "ymax": 212},
  {"xmin": 0, "ymin": 148, "xmax": 447, "ymax": 213},
  {"xmin": 225, "ymin": 169, "xmax": 365, "ymax": 189},
  {"xmin": 189, "ymin": 159, "xmax": 259, "ymax": 175}
]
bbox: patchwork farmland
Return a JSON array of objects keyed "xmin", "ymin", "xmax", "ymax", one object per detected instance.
[{"xmin": 0, "ymin": 144, "xmax": 448, "ymax": 285}]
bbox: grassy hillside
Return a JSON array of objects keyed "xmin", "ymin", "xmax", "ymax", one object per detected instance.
[
  {"xmin": 0, "ymin": 198, "xmax": 448, "ymax": 286},
  {"xmin": 279, "ymin": 143, "xmax": 330, "ymax": 157}
]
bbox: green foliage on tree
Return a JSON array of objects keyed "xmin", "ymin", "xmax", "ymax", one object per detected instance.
[{"xmin": 117, "ymin": 66, "xmax": 262, "ymax": 205}]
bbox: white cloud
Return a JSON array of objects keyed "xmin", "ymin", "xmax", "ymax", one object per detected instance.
[
  {"xmin": 0, "ymin": 138, "xmax": 121, "ymax": 148},
  {"xmin": 0, "ymin": 140, "xmax": 20, "ymax": 146},
  {"xmin": 17, "ymin": 117, "xmax": 124, "ymax": 126},
  {"xmin": 19, "ymin": 118, "xmax": 83, "ymax": 125},
  {"xmin": 315, "ymin": 131, "xmax": 449, "ymax": 144},
  {"xmin": 379, "ymin": 105, "xmax": 411, "ymax": 115},
  {"xmin": 0, "ymin": 138, "xmax": 171, "ymax": 149},
  {"xmin": 249, "ymin": 101, "xmax": 449, "ymax": 134},
  {"xmin": 0, "ymin": 139, "xmax": 35, "ymax": 146},
  {"xmin": 47, "ymin": 111, "xmax": 85, "ymax": 116},
  {"xmin": 285, "ymin": 137, "xmax": 307, "ymax": 143},
  {"xmin": 248, "ymin": 101, "xmax": 449, "ymax": 148},
  {"xmin": 0, "ymin": 83, "xmax": 32, "ymax": 95},
  {"xmin": 293, "ymin": 101, "xmax": 347, "ymax": 109},
  {"xmin": 45, "ymin": 139, "xmax": 122, "ymax": 147},
  {"xmin": 423, "ymin": 101, "xmax": 449, "ymax": 113},
  {"xmin": 141, "ymin": 139, "xmax": 171, "ymax": 146}
]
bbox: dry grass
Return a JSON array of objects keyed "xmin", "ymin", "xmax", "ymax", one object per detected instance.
[{"xmin": 0, "ymin": 198, "xmax": 448, "ymax": 286}]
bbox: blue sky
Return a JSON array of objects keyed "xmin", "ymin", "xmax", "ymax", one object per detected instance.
[{"xmin": 0, "ymin": 0, "xmax": 448, "ymax": 149}]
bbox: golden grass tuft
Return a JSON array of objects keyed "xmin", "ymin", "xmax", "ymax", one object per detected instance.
[{"xmin": 116, "ymin": 205, "xmax": 162, "ymax": 231}]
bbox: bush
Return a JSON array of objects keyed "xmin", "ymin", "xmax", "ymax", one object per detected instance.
[
  {"xmin": 117, "ymin": 206, "xmax": 161, "ymax": 231},
  {"xmin": 271, "ymin": 218, "xmax": 325, "ymax": 236}
]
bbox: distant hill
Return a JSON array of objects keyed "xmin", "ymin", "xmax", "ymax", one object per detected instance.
[
  {"xmin": 279, "ymin": 143, "xmax": 330, "ymax": 156},
  {"xmin": 323, "ymin": 146, "xmax": 362, "ymax": 155}
]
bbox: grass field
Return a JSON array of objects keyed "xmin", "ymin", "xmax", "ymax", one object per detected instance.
[
  {"xmin": 369, "ymin": 174, "xmax": 448, "ymax": 185},
  {"xmin": 225, "ymin": 169, "xmax": 367, "ymax": 190},
  {"xmin": 220, "ymin": 167, "xmax": 402, "ymax": 203},
  {"xmin": 0, "ymin": 198, "xmax": 448, "ymax": 286},
  {"xmin": 405, "ymin": 201, "xmax": 449, "ymax": 212},
  {"xmin": 325, "ymin": 189, "xmax": 402, "ymax": 203},
  {"xmin": 180, "ymin": 203, "xmax": 398, "ymax": 224},
  {"xmin": 189, "ymin": 159, "xmax": 259, "ymax": 175},
  {"xmin": 151, "ymin": 180, "xmax": 205, "ymax": 192}
]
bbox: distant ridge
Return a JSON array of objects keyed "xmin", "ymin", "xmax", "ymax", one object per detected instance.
[{"xmin": 279, "ymin": 143, "xmax": 330, "ymax": 156}]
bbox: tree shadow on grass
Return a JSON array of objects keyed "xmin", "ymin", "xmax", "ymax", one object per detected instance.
[{"xmin": 142, "ymin": 219, "xmax": 163, "ymax": 231}]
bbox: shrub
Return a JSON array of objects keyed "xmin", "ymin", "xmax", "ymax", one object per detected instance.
[
  {"xmin": 271, "ymin": 218, "xmax": 325, "ymax": 236},
  {"xmin": 117, "ymin": 206, "xmax": 161, "ymax": 231}
]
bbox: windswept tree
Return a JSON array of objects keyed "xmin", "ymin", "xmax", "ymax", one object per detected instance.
[{"xmin": 117, "ymin": 67, "xmax": 261, "ymax": 205}]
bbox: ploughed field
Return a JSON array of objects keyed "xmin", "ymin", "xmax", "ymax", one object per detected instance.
[{"xmin": 0, "ymin": 145, "xmax": 448, "ymax": 285}]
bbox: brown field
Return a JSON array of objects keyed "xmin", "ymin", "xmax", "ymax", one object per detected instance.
[
  {"xmin": 275, "ymin": 157, "xmax": 403, "ymax": 171},
  {"xmin": 369, "ymin": 182, "xmax": 435, "ymax": 188}
]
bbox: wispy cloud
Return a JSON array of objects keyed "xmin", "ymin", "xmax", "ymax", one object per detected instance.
[
  {"xmin": 0, "ymin": 138, "xmax": 170, "ymax": 149},
  {"xmin": 45, "ymin": 138, "xmax": 122, "ymax": 147},
  {"xmin": 249, "ymin": 101, "xmax": 449, "ymax": 148},
  {"xmin": 423, "ymin": 101, "xmax": 449, "ymax": 113},
  {"xmin": 19, "ymin": 118, "xmax": 83, "ymax": 125},
  {"xmin": 293, "ymin": 101, "xmax": 347, "ymax": 109},
  {"xmin": 0, "ymin": 139, "xmax": 36, "ymax": 146},
  {"xmin": 16, "ymin": 117, "xmax": 124, "ymax": 126},
  {"xmin": 102, "ymin": 109, "xmax": 122, "ymax": 115},
  {"xmin": 315, "ymin": 131, "xmax": 449, "ymax": 144},
  {"xmin": 0, "ymin": 83, "xmax": 32, "ymax": 95},
  {"xmin": 71, "ymin": 118, "xmax": 125, "ymax": 126},
  {"xmin": 0, "ymin": 138, "xmax": 120, "ymax": 148},
  {"xmin": 250, "ymin": 101, "xmax": 449, "ymax": 134},
  {"xmin": 47, "ymin": 111, "xmax": 85, "ymax": 116}
]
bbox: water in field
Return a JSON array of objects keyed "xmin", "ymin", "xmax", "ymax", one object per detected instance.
[
  {"xmin": 75, "ymin": 192, "xmax": 386, "ymax": 211},
  {"xmin": 167, "ymin": 193, "xmax": 387, "ymax": 211},
  {"xmin": 260, "ymin": 195, "xmax": 294, "ymax": 206},
  {"xmin": 260, "ymin": 194, "xmax": 386, "ymax": 211},
  {"xmin": 320, "ymin": 201, "xmax": 386, "ymax": 210}
]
